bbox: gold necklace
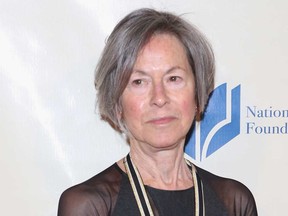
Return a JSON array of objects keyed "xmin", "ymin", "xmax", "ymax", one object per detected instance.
[{"xmin": 124, "ymin": 154, "xmax": 205, "ymax": 216}]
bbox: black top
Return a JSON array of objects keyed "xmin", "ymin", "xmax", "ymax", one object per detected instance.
[
  {"xmin": 145, "ymin": 186, "xmax": 195, "ymax": 216},
  {"xmin": 58, "ymin": 163, "xmax": 257, "ymax": 216}
]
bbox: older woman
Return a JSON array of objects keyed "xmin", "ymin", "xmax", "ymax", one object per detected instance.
[{"xmin": 58, "ymin": 8, "xmax": 257, "ymax": 216}]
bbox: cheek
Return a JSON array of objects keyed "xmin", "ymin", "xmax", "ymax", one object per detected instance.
[
  {"xmin": 122, "ymin": 96, "xmax": 146, "ymax": 122},
  {"xmin": 181, "ymin": 97, "xmax": 197, "ymax": 118}
]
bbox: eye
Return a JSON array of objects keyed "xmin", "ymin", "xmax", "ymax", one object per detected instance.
[
  {"xmin": 169, "ymin": 76, "xmax": 182, "ymax": 82},
  {"xmin": 130, "ymin": 78, "xmax": 149, "ymax": 88},
  {"xmin": 132, "ymin": 79, "xmax": 143, "ymax": 86}
]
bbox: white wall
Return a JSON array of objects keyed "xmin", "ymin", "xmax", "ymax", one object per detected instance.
[{"xmin": 0, "ymin": 0, "xmax": 287, "ymax": 215}]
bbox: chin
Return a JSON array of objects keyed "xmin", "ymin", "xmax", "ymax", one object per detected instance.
[{"xmin": 146, "ymin": 135, "xmax": 186, "ymax": 150}]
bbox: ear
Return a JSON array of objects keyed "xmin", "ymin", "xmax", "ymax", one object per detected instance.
[
  {"xmin": 195, "ymin": 106, "xmax": 202, "ymax": 121},
  {"xmin": 116, "ymin": 108, "xmax": 123, "ymax": 120}
]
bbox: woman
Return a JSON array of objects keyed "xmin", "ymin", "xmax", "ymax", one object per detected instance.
[{"xmin": 58, "ymin": 8, "xmax": 257, "ymax": 216}]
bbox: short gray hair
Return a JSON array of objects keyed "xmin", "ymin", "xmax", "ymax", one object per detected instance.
[{"xmin": 95, "ymin": 8, "xmax": 215, "ymax": 132}]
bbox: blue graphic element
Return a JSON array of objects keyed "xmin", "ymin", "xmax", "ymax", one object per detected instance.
[{"xmin": 185, "ymin": 83, "xmax": 241, "ymax": 161}]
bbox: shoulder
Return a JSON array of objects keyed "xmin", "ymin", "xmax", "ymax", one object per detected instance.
[
  {"xmin": 196, "ymin": 166, "xmax": 254, "ymax": 199},
  {"xmin": 58, "ymin": 164, "xmax": 123, "ymax": 216},
  {"xmin": 196, "ymin": 166, "xmax": 258, "ymax": 216}
]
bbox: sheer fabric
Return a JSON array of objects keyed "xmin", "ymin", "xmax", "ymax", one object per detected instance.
[{"xmin": 58, "ymin": 163, "xmax": 257, "ymax": 216}]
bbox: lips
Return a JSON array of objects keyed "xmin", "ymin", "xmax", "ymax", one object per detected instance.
[{"xmin": 146, "ymin": 116, "xmax": 177, "ymax": 125}]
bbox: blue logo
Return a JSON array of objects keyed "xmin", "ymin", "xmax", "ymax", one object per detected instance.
[{"xmin": 185, "ymin": 83, "xmax": 241, "ymax": 161}]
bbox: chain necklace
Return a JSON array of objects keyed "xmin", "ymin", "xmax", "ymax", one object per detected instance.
[{"xmin": 124, "ymin": 154, "xmax": 205, "ymax": 216}]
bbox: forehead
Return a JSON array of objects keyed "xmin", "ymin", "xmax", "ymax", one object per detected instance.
[
  {"xmin": 134, "ymin": 34, "xmax": 189, "ymax": 69},
  {"xmin": 140, "ymin": 33, "xmax": 185, "ymax": 55}
]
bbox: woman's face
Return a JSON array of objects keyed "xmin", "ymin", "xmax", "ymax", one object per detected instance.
[{"xmin": 121, "ymin": 34, "xmax": 196, "ymax": 150}]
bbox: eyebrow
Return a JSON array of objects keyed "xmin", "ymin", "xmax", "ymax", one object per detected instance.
[{"xmin": 132, "ymin": 66, "xmax": 186, "ymax": 75}]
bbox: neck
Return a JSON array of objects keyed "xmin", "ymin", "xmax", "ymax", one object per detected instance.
[{"xmin": 129, "ymin": 141, "xmax": 193, "ymax": 190}]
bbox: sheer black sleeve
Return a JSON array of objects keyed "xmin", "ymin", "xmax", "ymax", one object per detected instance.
[
  {"xmin": 197, "ymin": 166, "xmax": 258, "ymax": 216},
  {"xmin": 57, "ymin": 164, "xmax": 122, "ymax": 216}
]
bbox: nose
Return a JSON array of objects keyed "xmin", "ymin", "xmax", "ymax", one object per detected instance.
[{"xmin": 150, "ymin": 82, "xmax": 170, "ymax": 107}]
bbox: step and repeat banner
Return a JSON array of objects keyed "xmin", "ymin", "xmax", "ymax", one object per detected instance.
[{"xmin": 1, "ymin": 0, "xmax": 287, "ymax": 215}]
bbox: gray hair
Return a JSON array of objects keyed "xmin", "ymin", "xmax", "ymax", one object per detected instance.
[{"xmin": 95, "ymin": 8, "xmax": 215, "ymax": 132}]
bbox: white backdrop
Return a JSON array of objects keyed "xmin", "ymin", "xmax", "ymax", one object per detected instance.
[{"xmin": 1, "ymin": 0, "xmax": 287, "ymax": 215}]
